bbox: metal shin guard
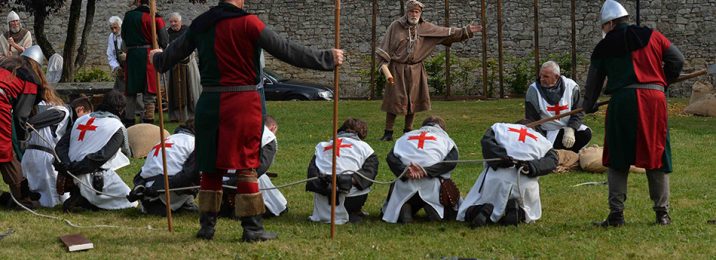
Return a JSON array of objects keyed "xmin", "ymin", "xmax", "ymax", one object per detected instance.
[{"xmin": 235, "ymin": 193, "xmax": 265, "ymax": 218}]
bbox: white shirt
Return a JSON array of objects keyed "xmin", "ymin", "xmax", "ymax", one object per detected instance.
[{"xmin": 106, "ymin": 33, "xmax": 123, "ymax": 71}]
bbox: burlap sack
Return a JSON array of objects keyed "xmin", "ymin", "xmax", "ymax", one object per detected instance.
[
  {"xmin": 554, "ymin": 149, "xmax": 580, "ymax": 173},
  {"xmin": 579, "ymin": 144, "xmax": 608, "ymax": 173},
  {"xmin": 684, "ymin": 81, "xmax": 716, "ymax": 117},
  {"xmin": 578, "ymin": 144, "xmax": 647, "ymax": 173},
  {"xmin": 127, "ymin": 123, "xmax": 170, "ymax": 159}
]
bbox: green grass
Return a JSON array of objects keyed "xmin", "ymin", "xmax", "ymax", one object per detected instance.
[{"xmin": 2, "ymin": 99, "xmax": 715, "ymax": 259}]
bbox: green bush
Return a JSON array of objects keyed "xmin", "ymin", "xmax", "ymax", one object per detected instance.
[
  {"xmin": 356, "ymin": 54, "xmax": 387, "ymax": 98},
  {"xmin": 74, "ymin": 67, "xmax": 112, "ymax": 82}
]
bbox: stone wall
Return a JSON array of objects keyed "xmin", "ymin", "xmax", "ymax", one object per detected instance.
[{"xmin": 2, "ymin": 0, "xmax": 714, "ymax": 97}]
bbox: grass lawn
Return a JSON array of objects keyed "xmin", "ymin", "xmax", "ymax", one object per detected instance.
[{"xmin": 1, "ymin": 98, "xmax": 715, "ymax": 259}]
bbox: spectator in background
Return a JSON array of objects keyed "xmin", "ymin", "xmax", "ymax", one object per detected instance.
[
  {"xmin": 0, "ymin": 11, "xmax": 32, "ymax": 58},
  {"xmin": 107, "ymin": 16, "xmax": 126, "ymax": 92}
]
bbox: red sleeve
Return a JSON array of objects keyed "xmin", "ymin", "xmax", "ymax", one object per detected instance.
[
  {"xmin": 243, "ymin": 15, "xmax": 266, "ymax": 41},
  {"xmin": 22, "ymin": 81, "xmax": 37, "ymax": 95},
  {"xmin": 156, "ymin": 16, "xmax": 166, "ymax": 31}
]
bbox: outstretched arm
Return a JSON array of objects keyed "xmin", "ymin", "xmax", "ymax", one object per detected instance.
[{"xmin": 258, "ymin": 27, "xmax": 338, "ymax": 71}]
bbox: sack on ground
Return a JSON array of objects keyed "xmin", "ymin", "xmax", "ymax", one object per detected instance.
[
  {"xmin": 554, "ymin": 149, "xmax": 580, "ymax": 173},
  {"xmin": 684, "ymin": 81, "xmax": 716, "ymax": 117},
  {"xmin": 127, "ymin": 123, "xmax": 171, "ymax": 159}
]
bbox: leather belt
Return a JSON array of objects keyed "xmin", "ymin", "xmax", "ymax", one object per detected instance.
[
  {"xmin": 203, "ymin": 85, "xmax": 258, "ymax": 93},
  {"xmin": 624, "ymin": 84, "xmax": 664, "ymax": 92},
  {"xmin": 126, "ymin": 45, "xmax": 151, "ymax": 50},
  {"xmin": 26, "ymin": 144, "xmax": 55, "ymax": 155}
]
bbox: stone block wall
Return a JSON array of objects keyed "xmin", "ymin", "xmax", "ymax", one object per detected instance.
[{"xmin": 2, "ymin": 0, "xmax": 714, "ymax": 97}]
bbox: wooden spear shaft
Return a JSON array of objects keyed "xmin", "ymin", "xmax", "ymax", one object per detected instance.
[
  {"xmin": 149, "ymin": 0, "xmax": 173, "ymax": 232},
  {"xmin": 330, "ymin": 0, "xmax": 341, "ymax": 240}
]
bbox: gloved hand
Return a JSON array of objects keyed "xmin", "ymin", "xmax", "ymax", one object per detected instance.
[
  {"xmin": 562, "ymin": 127, "xmax": 576, "ymax": 148},
  {"xmin": 488, "ymin": 157, "xmax": 515, "ymax": 170},
  {"xmin": 337, "ymin": 174, "xmax": 353, "ymax": 193}
]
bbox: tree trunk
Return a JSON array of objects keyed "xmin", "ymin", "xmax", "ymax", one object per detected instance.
[
  {"xmin": 74, "ymin": 0, "xmax": 96, "ymax": 69},
  {"xmin": 60, "ymin": 0, "xmax": 82, "ymax": 83},
  {"xmin": 32, "ymin": 9, "xmax": 56, "ymax": 58}
]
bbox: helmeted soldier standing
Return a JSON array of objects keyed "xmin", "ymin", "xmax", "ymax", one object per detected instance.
[{"xmin": 583, "ymin": 0, "xmax": 684, "ymax": 227}]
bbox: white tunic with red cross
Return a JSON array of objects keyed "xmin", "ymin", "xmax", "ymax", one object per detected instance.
[
  {"xmin": 382, "ymin": 125, "xmax": 457, "ymax": 223},
  {"xmin": 457, "ymin": 123, "xmax": 553, "ymax": 223},
  {"xmin": 140, "ymin": 132, "xmax": 195, "ymax": 179},
  {"xmin": 256, "ymin": 126, "xmax": 287, "ymax": 216},
  {"xmin": 309, "ymin": 134, "xmax": 374, "ymax": 224},
  {"xmin": 529, "ymin": 76, "xmax": 588, "ymax": 143},
  {"xmin": 68, "ymin": 113, "xmax": 136, "ymax": 210}
]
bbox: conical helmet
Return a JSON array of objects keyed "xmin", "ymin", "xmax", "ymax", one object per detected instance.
[
  {"xmin": 600, "ymin": 0, "xmax": 628, "ymax": 24},
  {"xmin": 22, "ymin": 45, "xmax": 44, "ymax": 66}
]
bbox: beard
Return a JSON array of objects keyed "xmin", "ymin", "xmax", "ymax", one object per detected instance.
[
  {"xmin": 10, "ymin": 26, "xmax": 19, "ymax": 33},
  {"xmin": 408, "ymin": 17, "xmax": 419, "ymax": 25}
]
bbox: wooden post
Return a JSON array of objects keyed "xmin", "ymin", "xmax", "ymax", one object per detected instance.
[
  {"xmin": 149, "ymin": 0, "xmax": 173, "ymax": 232},
  {"xmin": 636, "ymin": 0, "xmax": 641, "ymax": 26},
  {"xmin": 330, "ymin": 0, "xmax": 341, "ymax": 240},
  {"xmin": 571, "ymin": 0, "xmax": 577, "ymax": 79},
  {"xmin": 497, "ymin": 0, "xmax": 504, "ymax": 98},
  {"xmin": 533, "ymin": 0, "xmax": 540, "ymax": 78},
  {"xmin": 444, "ymin": 0, "xmax": 451, "ymax": 99},
  {"xmin": 480, "ymin": 0, "xmax": 488, "ymax": 98},
  {"xmin": 370, "ymin": 0, "xmax": 377, "ymax": 100}
]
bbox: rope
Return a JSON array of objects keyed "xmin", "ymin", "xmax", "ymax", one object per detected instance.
[
  {"xmin": 7, "ymin": 191, "xmax": 153, "ymax": 230},
  {"xmin": 572, "ymin": 181, "xmax": 607, "ymax": 187}
]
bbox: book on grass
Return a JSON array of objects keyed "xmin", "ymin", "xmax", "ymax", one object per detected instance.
[{"xmin": 59, "ymin": 234, "xmax": 93, "ymax": 252}]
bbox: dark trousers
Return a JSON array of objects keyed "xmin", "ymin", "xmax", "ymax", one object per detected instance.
[{"xmin": 344, "ymin": 194, "xmax": 368, "ymax": 214}]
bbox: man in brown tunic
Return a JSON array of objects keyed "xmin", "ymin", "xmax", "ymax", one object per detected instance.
[{"xmin": 376, "ymin": 0, "xmax": 481, "ymax": 141}]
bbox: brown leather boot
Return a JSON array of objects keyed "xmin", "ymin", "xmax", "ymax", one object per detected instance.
[{"xmin": 143, "ymin": 103, "xmax": 155, "ymax": 124}]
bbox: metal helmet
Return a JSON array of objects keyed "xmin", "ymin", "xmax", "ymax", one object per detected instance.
[
  {"xmin": 600, "ymin": 0, "xmax": 628, "ymax": 24},
  {"xmin": 22, "ymin": 45, "xmax": 44, "ymax": 66}
]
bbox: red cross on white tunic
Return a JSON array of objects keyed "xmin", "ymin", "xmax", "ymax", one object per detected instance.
[
  {"xmin": 547, "ymin": 103, "xmax": 569, "ymax": 116},
  {"xmin": 76, "ymin": 117, "xmax": 98, "ymax": 141},
  {"xmin": 323, "ymin": 138, "xmax": 352, "ymax": 157},
  {"xmin": 508, "ymin": 127, "xmax": 538, "ymax": 143},
  {"xmin": 151, "ymin": 141, "xmax": 174, "ymax": 157},
  {"xmin": 408, "ymin": 131, "xmax": 437, "ymax": 149}
]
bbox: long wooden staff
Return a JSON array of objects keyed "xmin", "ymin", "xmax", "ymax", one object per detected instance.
[
  {"xmin": 526, "ymin": 71, "xmax": 710, "ymax": 128},
  {"xmin": 330, "ymin": 0, "xmax": 341, "ymax": 240},
  {"xmin": 150, "ymin": 0, "xmax": 173, "ymax": 232}
]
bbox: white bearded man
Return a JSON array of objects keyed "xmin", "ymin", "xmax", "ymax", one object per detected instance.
[
  {"xmin": 164, "ymin": 12, "xmax": 200, "ymax": 122},
  {"xmin": 0, "ymin": 11, "xmax": 32, "ymax": 58},
  {"xmin": 382, "ymin": 116, "xmax": 460, "ymax": 223},
  {"xmin": 305, "ymin": 118, "xmax": 378, "ymax": 224},
  {"xmin": 458, "ymin": 122, "xmax": 558, "ymax": 227},
  {"xmin": 525, "ymin": 61, "xmax": 591, "ymax": 153},
  {"xmin": 222, "ymin": 116, "xmax": 287, "ymax": 218},
  {"xmin": 106, "ymin": 16, "xmax": 126, "ymax": 92},
  {"xmin": 376, "ymin": 0, "xmax": 481, "ymax": 141},
  {"xmin": 128, "ymin": 120, "xmax": 200, "ymax": 216},
  {"xmin": 55, "ymin": 90, "xmax": 137, "ymax": 212}
]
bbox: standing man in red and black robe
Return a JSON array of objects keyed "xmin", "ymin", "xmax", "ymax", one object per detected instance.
[
  {"xmin": 150, "ymin": 0, "xmax": 344, "ymax": 242},
  {"xmin": 583, "ymin": 0, "xmax": 684, "ymax": 227},
  {"xmin": 121, "ymin": 0, "xmax": 168, "ymax": 126}
]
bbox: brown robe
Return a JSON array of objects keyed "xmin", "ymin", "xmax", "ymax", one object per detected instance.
[{"xmin": 376, "ymin": 16, "xmax": 474, "ymax": 115}]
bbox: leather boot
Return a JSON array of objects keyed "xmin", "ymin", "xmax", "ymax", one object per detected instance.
[
  {"xmin": 501, "ymin": 199, "xmax": 524, "ymax": 226},
  {"xmin": 465, "ymin": 203, "xmax": 494, "ymax": 229},
  {"xmin": 595, "ymin": 211, "xmax": 625, "ymax": 227},
  {"xmin": 379, "ymin": 130, "xmax": 393, "ymax": 141},
  {"xmin": 398, "ymin": 203, "xmax": 413, "ymax": 224},
  {"xmin": 240, "ymin": 215, "xmax": 277, "ymax": 243},
  {"xmin": 655, "ymin": 210, "xmax": 671, "ymax": 225},
  {"xmin": 196, "ymin": 212, "xmax": 219, "ymax": 240},
  {"xmin": 196, "ymin": 190, "xmax": 222, "ymax": 240},
  {"xmin": 143, "ymin": 103, "xmax": 155, "ymax": 124}
]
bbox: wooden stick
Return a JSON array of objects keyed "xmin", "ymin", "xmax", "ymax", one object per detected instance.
[
  {"xmin": 526, "ymin": 100, "xmax": 608, "ymax": 129},
  {"xmin": 497, "ymin": 0, "xmax": 504, "ymax": 98},
  {"xmin": 330, "ymin": 0, "xmax": 341, "ymax": 240},
  {"xmin": 444, "ymin": 0, "xmax": 451, "ymax": 99},
  {"xmin": 480, "ymin": 0, "xmax": 488, "ymax": 98},
  {"xmin": 149, "ymin": 0, "xmax": 173, "ymax": 232},
  {"xmin": 370, "ymin": 0, "xmax": 377, "ymax": 100},
  {"xmin": 571, "ymin": 0, "xmax": 576, "ymax": 79}
]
